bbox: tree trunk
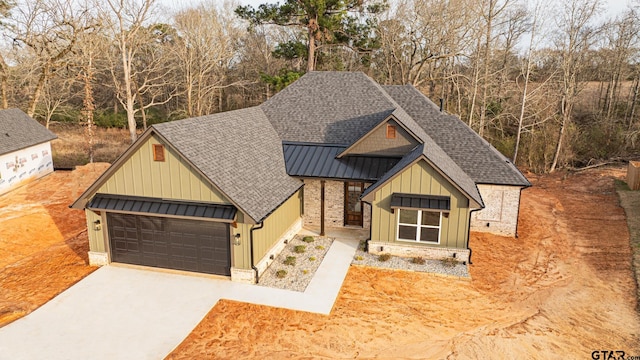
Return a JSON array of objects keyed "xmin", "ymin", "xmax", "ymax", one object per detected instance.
[
  {"xmin": 83, "ymin": 53, "xmax": 95, "ymax": 163},
  {"xmin": 514, "ymin": 9, "xmax": 538, "ymax": 164},
  {"xmin": 628, "ymin": 76, "xmax": 639, "ymax": 130},
  {"xmin": 28, "ymin": 63, "xmax": 50, "ymax": 118},
  {"xmin": 550, "ymin": 97, "xmax": 570, "ymax": 173},
  {"xmin": 121, "ymin": 41, "xmax": 137, "ymax": 142},
  {"xmin": 0, "ymin": 53, "xmax": 8, "ymax": 109},
  {"xmin": 307, "ymin": 33, "xmax": 316, "ymax": 72}
]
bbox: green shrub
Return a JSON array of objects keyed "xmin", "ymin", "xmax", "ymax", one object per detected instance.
[
  {"xmin": 411, "ymin": 257, "xmax": 426, "ymax": 265},
  {"xmin": 294, "ymin": 245, "xmax": 306, "ymax": 253},
  {"xmin": 309, "ymin": 256, "xmax": 316, "ymax": 261},
  {"xmin": 302, "ymin": 236, "xmax": 315, "ymax": 243},
  {"xmin": 354, "ymin": 255, "xmax": 364, "ymax": 261},
  {"xmin": 315, "ymin": 245, "xmax": 325, "ymax": 250},
  {"xmin": 94, "ymin": 110, "xmax": 127, "ymax": 128},
  {"xmin": 284, "ymin": 256, "xmax": 296, "ymax": 266},
  {"xmin": 378, "ymin": 253, "xmax": 391, "ymax": 262},
  {"xmin": 276, "ymin": 270, "xmax": 287, "ymax": 278},
  {"xmin": 441, "ymin": 257, "xmax": 459, "ymax": 267}
]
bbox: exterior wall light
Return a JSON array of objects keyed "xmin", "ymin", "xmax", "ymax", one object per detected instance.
[
  {"xmin": 93, "ymin": 219, "xmax": 101, "ymax": 231},
  {"xmin": 233, "ymin": 233, "xmax": 241, "ymax": 246}
]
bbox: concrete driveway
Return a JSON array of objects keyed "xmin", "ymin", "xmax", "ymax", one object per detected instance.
[{"xmin": 0, "ymin": 238, "xmax": 358, "ymax": 360}]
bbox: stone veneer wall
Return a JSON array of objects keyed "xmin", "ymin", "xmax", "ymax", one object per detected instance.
[
  {"xmin": 471, "ymin": 184, "xmax": 522, "ymax": 237},
  {"xmin": 303, "ymin": 179, "xmax": 371, "ymax": 229},
  {"xmin": 367, "ymin": 241, "xmax": 470, "ymax": 263}
]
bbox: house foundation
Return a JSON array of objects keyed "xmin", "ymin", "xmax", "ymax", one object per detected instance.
[{"xmin": 368, "ymin": 241, "xmax": 471, "ymax": 263}]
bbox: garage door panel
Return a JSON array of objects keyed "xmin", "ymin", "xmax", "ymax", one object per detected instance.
[{"xmin": 107, "ymin": 213, "xmax": 231, "ymax": 276}]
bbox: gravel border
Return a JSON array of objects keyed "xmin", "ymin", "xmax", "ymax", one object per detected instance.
[
  {"xmin": 351, "ymin": 242, "xmax": 470, "ymax": 278},
  {"xmin": 258, "ymin": 235, "xmax": 333, "ymax": 292}
]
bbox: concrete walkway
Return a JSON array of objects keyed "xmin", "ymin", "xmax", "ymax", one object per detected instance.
[{"xmin": 0, "ymin": 237, "xmax": 359, "ymax": 360}]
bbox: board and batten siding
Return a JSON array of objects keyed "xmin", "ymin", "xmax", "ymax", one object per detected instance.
[
  {"xmin": 233, "ymin": 190, "xmax": 302, "ymax": 270},
  {"xmin": 345, "ymin": 119, "xmax": 419, "ymax": 157},
  {"xmin": 86, "ymin": 209, "xmax": 106, "ymax": 253},
  {"xmin": 370, "ymin": 159, "xmax": 470, "ymax": 249},
  {"xmin": 97, "ymin": 134, "xmax": 229, "ymax": 203},
  {"xmin": 87, "ymin": 133, "xmax": 232, "ymax": 256}
]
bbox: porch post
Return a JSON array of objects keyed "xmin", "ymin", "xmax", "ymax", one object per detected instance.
[{"xmin": 320, "ymin": 180, "xmax": 325, "ymax": 236}]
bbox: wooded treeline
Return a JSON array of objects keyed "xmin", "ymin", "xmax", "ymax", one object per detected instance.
[{"xmin": 0, "ymin": 0, "xmax": 639, "ymax": 172}]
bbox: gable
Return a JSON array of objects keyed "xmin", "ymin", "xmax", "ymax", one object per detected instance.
[
  {"xmin": 371, "ymin": 159, "xmax": 469, "ymax": 208},
  {"xmin": 97, "ymin": 134, "xmax": 230, "ymax": 203},
  {"xmin": 382, "ymin": 85, "xmax": 530, "ymax": 187},
  {"xmin": 339, "ymin": 118, "xmax": 420, "ymax": 157}
]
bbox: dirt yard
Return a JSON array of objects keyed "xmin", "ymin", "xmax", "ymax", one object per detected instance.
[
  {"xmin": 167, "ymin": 167, "xmax": 640, "ymax": 359},
  {"xmin": 0, "ymin": 163, "xmax": 109, "ymax": 327}
]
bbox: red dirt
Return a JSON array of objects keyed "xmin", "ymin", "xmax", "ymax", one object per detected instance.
[
  {"xmin": 167, "ymin": 167, "xmax": 640, "ymax": 359},
  {"xmin": 0, "ymin": 163, "xmax": 109, "ymax": 327}
]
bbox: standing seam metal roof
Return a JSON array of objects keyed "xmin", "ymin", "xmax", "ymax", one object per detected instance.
[
  {"xmin": 88, "ymin": 193, "xmax": 237, "ymax": 220},
  {"xmin": 0, "ymin": 108, "xmax": 57, "ymax": 156},
  {"xmin": 283, "ymin": 142, "xmax": 401, "ymax": 181}
]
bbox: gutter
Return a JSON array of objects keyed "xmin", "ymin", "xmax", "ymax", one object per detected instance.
[{"xmin": 249, "ymin": 222, "xmax": 265, "ymax": 284}]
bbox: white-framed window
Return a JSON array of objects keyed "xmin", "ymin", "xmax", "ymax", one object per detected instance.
[{"xmin": 396, "ymin": 208, "xmax": 441, "ymax": 244}]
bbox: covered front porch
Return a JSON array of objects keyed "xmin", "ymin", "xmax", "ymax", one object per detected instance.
[{"xmin": 302, "ymin": 179, "xmax": 372, "ymax": 235}]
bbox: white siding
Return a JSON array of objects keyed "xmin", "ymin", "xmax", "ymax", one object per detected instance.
[{"xmin": 0, "ymin": 142, "xmax": 54, "ymax": 195}]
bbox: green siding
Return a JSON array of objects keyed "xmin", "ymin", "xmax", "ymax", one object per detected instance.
[
  {"xmin": 346, "ymin": 119, "xmax": 419, "ymax": 157},
  {"xmin": 86, "ymin": 210, "xmax": 106, "ymax": 253},
  {"xmin": 371, "ymin": 160, "xmax": 470, "ymax": 249},
  {"xmin": 233, "ymin": 190, "xmax": 302, "ymax": 270},
  {"xmin": 98, "ymin": 134, "xmax": 230, "ymax": 203}
]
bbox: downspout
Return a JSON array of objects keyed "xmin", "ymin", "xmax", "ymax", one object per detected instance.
[
  {"xmin": 320, "ymin": 180, "xmax": 325, "ymax": 236},
  {"xmin": 249, "ymin": 222, "xmax": 264, "ymax": 284},
  {"xmin": 467, "ymin": 208, "xmax": 481, "ymax": 265},
  {"xmin": 514, "ymin": 186, "xmax": 527, "ymax": 238}
]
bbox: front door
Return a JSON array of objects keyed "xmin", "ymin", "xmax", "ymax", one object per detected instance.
[{"xmin": 344, "ymin": 182, "xmax": 364, "ymax": 226}]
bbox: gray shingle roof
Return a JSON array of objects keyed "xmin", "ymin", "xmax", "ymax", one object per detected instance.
[
  {"xmin": 261, "ymin": 71, "xmax": 486, "ymax": 208},
  {"xmin": 0, "ymin": 108, "xmax": 57, "ymax": 156},
  {"xmin": 382, "ymin": 85, "xmax": 530, "ymax": 187},
  {"xmin": 152, "ymin": 107, "xmax": 302, "ymax": 223},
  {"xmin": 261, "ymin": 71, "xmax": 396, "ymax": 144},
  {"xmin": 283, "ymin": 142, "xmax": 400, "ymax": 181}
]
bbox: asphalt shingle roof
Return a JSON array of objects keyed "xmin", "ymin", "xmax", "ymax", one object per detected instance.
[
  {"xmin": 0, "ymin": 108, "xmax": 56, "ymax": 156},
  {"xmin": 261, "ymin": 71, "xmax": 396, "ymax": 144},
  {"xmin": 152, "ymin": 107, "xmax": 302, "ymax": 223},
  {"xmin": 382, "ymin": 85, "xmax": 530, "ymax": 186}
]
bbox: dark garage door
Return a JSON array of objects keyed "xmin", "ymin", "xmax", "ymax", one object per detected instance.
[{"xmin": 107, "ymin": 213, "xmax": 231, "ymax": 276}]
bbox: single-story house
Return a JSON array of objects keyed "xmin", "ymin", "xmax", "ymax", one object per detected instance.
[
  {"xmin": 71, "ymin": 72, "xmax": 530, "ymax": 283},
  {"xmin": 0, "ymin": 108, "xmax": 56, "ymax": 195}
]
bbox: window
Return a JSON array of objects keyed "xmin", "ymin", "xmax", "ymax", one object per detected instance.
[
  {"xmin": 152, "ymin": 144, "xmax": 165, "ymax": 162},
  {"xmin": 396, "ymin": 209, "xmax": 441, "ymax": 243},
  {"xmin": 386, "ymin": 124, "xmax": 397, "ymax": 139}
]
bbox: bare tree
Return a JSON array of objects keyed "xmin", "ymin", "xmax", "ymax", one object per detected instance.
[
  {"xmin": 173, "ymin": 2, "xmax": 243, "ymax": 117},
  {"xmin": 549, "ymin": 0, "xmax": 602, "ymax": 172},
  {"xmin": 100, "ymin": 0, "xmax": 158, "ymax": 142},
  {"xmin": 513, "ymin": 1, "xmax": 545, "ymax": 163},
  {"xmin": 11, "ymin": 0, "xmax": 94, "ymax": 117}
]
